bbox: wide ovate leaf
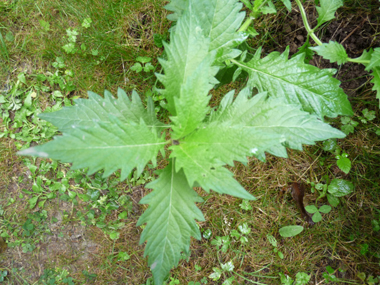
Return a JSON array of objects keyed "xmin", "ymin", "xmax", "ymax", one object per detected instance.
[
  {"xmin": 315, "ymin": 0, "xmax": 343, "ymax": 28},
  {"xmin": 18, "ymin": 116, "xmax": 166, "ymax": 180},
  {"xmin": 39, "ymin": 89, "xmax": 166, "ymax": 135},
  {"xmin": 171, "ymin": 54, "xmax": 214, "ymax": 139},
  {"xmin": 310, "ymin": 41, "xmax": 348, "ymax": 65},
  {"xmin": 137, "ymin": 161, "xmax": 204, "ymax": 285},
  {"xmin": 234, "ymin": 47, "xmax": 353, "ymax": 118},
  {"xmin": 328, "ymin": 178, "xmax": 354, "ymax": 197}
]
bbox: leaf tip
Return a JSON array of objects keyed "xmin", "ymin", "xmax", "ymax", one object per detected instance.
[{"xmin": 17, "ymin": 147, "xmax": 49, "ymax": 158}]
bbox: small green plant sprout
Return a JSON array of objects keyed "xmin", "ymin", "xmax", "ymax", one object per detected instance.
[
  {"xmin": 360, "ymin": 108, "xmax": 376, "ymax": 124},
  {"xmin": 62, "ymin": 28, "xmax": 79, "ymax": 54},
  {"xmin": 230, "ymin": 222, "xmax": 251, "ymax": 243},
  {"xmin": 279, "ymin": 225, "xmax": 304, "ymax": 238},
  {"xmin": 335, "ymin": 152, "xmax": 351, "ymax": 175},
  {"xmin": 0, "ymin": 270, "xmax": 7, "ymax": 282},
  {"xmin": 279, "ymin": 272, "xmax": 311, "ymax": 285},
  {"xmin": 340, "ymin": 116, "xmax": 359, "ymax": 135},
  {"xmin": 321, "ymin": 139, "xmax": 352, "ymax": 175},
  {"xmin": 39, "ymin": 268, "xmax": 74, "ymax": 285},
  {"xmin": 322, "ymin": 266, "xmax": 354, "ymax": 284},
  {"xmin": 327, "ymin": 178, "xmax": 354, "ymax": 207},
  {"xmin": 18, "ymin": 0, "xmax": 353, "ymax": 283},
  {"xmin": 358, "ymin": 272, "xmax": 380, "ymax": 285},
  {"xmin": 168, "ymin": 277, "xmax": 180, "ymax": 285},
  {"xmin": 266, "ymin": 234, "xmax": 284, "ymax": 259},
  {"xmin": 211, "ymin": 235, "xmax": 231, "ymax": 254},
  {"xmin": 239, "ymin": 199, "xmax": 252, "ymax": 210},
  {"xmin": 130, "ymin": 56, "xmax": 155, "ymax": 73},
  {"xmin": 39, "ymin": 19, "xmax": 50, "ymax": 32},
  {"xmin": 202, "ymin": 228, "xmax": 212, "ymax": 239},
  {"xmin": 209, "ymin": 261, "xmax": 235, "ymax": 284},
  {"xmin": 52, "ymin": 57, "xmax": 66, "ymax": 69},
  {"xmin": 82, "ymin": 17, "xmax": 92, "ymax": 29},
  {"xmin": 305, "ymin": 205, "xmax": 331, "ymax": 223}
]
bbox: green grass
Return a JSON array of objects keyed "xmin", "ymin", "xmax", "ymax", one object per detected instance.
[{"xmin": 1, "ymin": 0, "xmax": 380, "ymax": 284}]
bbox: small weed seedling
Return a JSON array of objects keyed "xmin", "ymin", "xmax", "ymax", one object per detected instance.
[
  {"xmin": 130, "ymin": 56, "xmax": 155, "ymax": 73},
  {"xmin": 279, "ymin": 272, "xmax": 311, "ymax": 285},
  {"xmin": 18, "ymin": 0, "xmax": 355, "ymax": 283},
  {"xmin": 305, "ymin": 205, "xmax": 331, "ymax": 223},
  {"xmin": 0, "ymin": 270, "xmax": 7, "ymax": 282},
  {"xmin": 266, "ymin": 234, "xmax": 284, "ymax": 259}
]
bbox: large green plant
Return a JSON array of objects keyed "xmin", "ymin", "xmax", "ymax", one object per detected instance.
[{"xmin": 19, "ymin": 0, "xmax": 352, "ymax": 283}]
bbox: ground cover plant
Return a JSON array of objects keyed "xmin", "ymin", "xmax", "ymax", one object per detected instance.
[{"xmin": 1, "ymin": 0, "xmax": 380, "ymax": 284}]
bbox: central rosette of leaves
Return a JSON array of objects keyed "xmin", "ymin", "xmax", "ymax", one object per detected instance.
[{"xmin": 19, "ymin": 0, "xmax": 352, "ymax": 283}]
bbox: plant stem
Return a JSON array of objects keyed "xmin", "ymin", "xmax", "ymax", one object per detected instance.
[
  {"xmin": 238, "ymin": 16, "xmax": 254, "ymax": 33},
  {"xmin": 294, "ymin": 0, "xmax": 323, "ymax": 46},
  {"xmin": 347, "ymin": 57, "xmax": 370, "ymax": 64}
]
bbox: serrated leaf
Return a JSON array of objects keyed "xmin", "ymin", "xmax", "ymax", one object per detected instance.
[
  {"xmin": 221, "ymin": 261, "xmax": 234, "ymax": 272},
  {"xmin": 158, "ymin": 0, "xmax": 246, "ymax": 115},
  {"xmin": 209, "ymin": 88, "xmax": 345, "ymax": 163},
  {"xmin": 279, "ymin": 225, "xmax": 304, "ymax": 237},
  {"xmin": 164, "ymin": 0, "xmax": 188, "ymax": 21},
  {"xmin": 137, "ymin": 161, "xmax": 205, "ymax": 285},
  {"xmin": 157, "ymin": 1, "xmax": 212, "ymax": 115},
  {"xmin": 18, "ymin": 114, "xmax": 166, "ymax": 181},
  {"xmin": 170, "ymin": 119, "xmax": 278, "ymax": 199},
  {"xmin": 37, "ymin": 89, "xmax": 166, "ymax": 135},
  {"xmin": 310, "ymin": 41, "xmax": 348, "ymax": 65},
  {"xmin": 248, "ymin": 97, "xmax": 346, "ymax": 156},
  {"xmin": 171, "ymin": 54, "xmax": 214, "ymax": 139},
  {"xmin": 328, "ymin": 179, "xmax": 354, "ymax": 197},
  {"xmin": 235, "ymin": 47, "xmax": 353, "ymax": 119},
  {"xmin": 316, "ymin": 0, "xmax": 343, "ymax": 28},
  {"xmin": 365, "ymin": 48, "xmax": 380, "ymax": 71},
  {"xmin": 192, "ymin": 0, "xmax": 246, "ymax": 56},
  {"xmin": 369, "ymin": 67, "xmax": 380, "ymax": 106},
  {"xmin": 337, "ymin": 156, "xmax": 351, "ymax": 174}
]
